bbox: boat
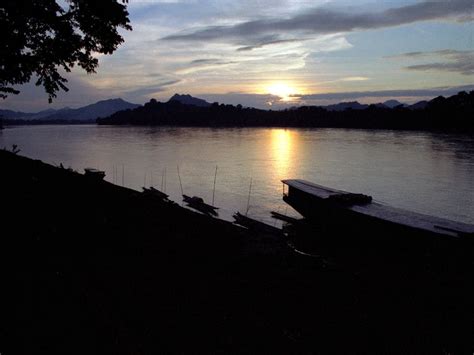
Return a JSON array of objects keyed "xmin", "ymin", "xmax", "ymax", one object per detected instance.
[
  {"xmin": 233, "ymin": 212, "xmax": 282, "ymax": 234},
  {"xmin": 270, "ymin": 211, "xmax": 300, "ymax": 224},
  {"xmin": 182, "ymin": 194, "xmax": 219, "ymax": 216},
  {"xmin": 142, "ymin": 186, "xmax": 169, "ymax": 200},
  {"xmin": 281, "ymin": 179, "xmax": 474, "ymax": 245},
  {"xmin": 84, "ymin": 168, "xmax": 106, "ymax": 181}
]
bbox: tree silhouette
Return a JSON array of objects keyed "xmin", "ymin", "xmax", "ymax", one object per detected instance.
[{"xmin": 0, "ymin": 0, "xmax": 131, "ymax": 102}]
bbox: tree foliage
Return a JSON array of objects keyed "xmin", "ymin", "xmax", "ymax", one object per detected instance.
[{"xmin": 0, "ymin": 0, "xmax": 131, "ymax": 102}]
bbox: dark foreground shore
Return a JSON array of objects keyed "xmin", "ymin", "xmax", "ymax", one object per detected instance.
[{"xmin": 1, "ymin": 149, "xmax": 473, "ymax": 354}]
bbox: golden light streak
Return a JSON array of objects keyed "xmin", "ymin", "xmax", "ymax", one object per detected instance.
[{"xmin": 270, "ymin": 129, "xmax": 294, "ymax": 178}]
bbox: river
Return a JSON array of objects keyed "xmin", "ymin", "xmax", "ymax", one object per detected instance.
[{"xmin": 1, "ymin": 125, "xmax": 473, "ymax": 225}]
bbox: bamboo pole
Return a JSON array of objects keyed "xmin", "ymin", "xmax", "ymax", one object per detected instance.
[
  {"xmin": 212, "ymin": 165, "xmax": 218, "ymax": 206},
  {"xmin": 177, "ymin": 165, "xmax": 184, "ymax": 195},
  {"xmin": 246, "ymin": 177, "xmax": 252, "ymax": 216}
]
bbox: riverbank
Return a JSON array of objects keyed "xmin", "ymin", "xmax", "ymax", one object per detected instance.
[{"xmin": 1, "ymin": 149, "xmax": 473, "ymax": 354}]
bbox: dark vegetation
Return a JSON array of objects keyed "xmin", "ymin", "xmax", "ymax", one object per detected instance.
[
  {"xmin": 0, "ymin": 0, "xmax": 130, "ymax": 101},
  {"xmin": 1, "ymin": 149, "xmax": 473, "ymax": 354},
  {"xmin": 98, "ymin": 91, "xmax": 474, "ymax": 132}
]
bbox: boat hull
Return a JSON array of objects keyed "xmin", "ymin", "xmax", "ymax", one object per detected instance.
[{"xmin": 282, "ymin": 180, "xmax": 474, "ymax": 253}]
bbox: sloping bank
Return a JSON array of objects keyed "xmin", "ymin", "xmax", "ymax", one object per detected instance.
[{"xmin": 1, "ymin": 149, "xmax": 473, "ymax": 354}]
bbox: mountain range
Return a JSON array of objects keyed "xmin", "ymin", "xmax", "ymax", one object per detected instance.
[
  {"xmin": 0, "ymin": 94, "xmax": 439, "ymax": 125},
  {"xmin": 0, "ymin": 98, "xmax": 140, "ymax": 122},
  {"xmin": 97, "ymin": 91, "xmax": 474, "ymax": 132},
  {"xmin": 167, "ymin": 94, "xmax": 425, "ymax": 111}
]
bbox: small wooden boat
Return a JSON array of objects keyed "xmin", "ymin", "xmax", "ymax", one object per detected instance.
[
  {"xmin": 183, "ymin": 194, "xmax": 219, "ymax": 216},
  {"xmin": 142, "ymin": 186, "xmax": 169, "ymax": 200},
  {"xmin": 84, "ymin": 168, "xmax": 105, "ymax": 181},
  {"xmin": 233, "ymin": 212, "xmax": 282, "ymax": 234},
  {"xmin": 270, "ymin": 211, "xmax": 300, "ymax": 224},
  {"xmin": 282, "ymin": 179, "xmax": 474, "ymax": 243}
]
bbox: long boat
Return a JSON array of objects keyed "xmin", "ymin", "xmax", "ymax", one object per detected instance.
[
  {"xmin": 282, "ymin": 179, "xmax": 474, "ymax": 245},
  {"xmin": 182, "ymin": 194, "xmax": 219, "ymax": 216},
  {"xmin": 233, "ymin": 212, "xmax": 282, "ymax": 234},
  {"xmin": 142, "ymin": 186, "xmax": 169, "ymax": 200}
]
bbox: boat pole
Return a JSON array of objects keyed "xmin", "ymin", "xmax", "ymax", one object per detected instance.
[
  {"xmin": 246, "ymin": 177, "xmax": 252, "ymax": 216},
  {"xmin": 212, "ymin": 165, "xmax": 218, "ymax": 206},
  {"xmin": 177, "ymin": 165, "xmax": 184, "ymax": 195},
  {"xmin": 161, "ymin": 168, "xmax": 164, "ymax": 191}
]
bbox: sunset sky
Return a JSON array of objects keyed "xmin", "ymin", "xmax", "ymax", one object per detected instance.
[{"xmin": 3, "ymin": 0, "xmax": 474, "ymax": 111}]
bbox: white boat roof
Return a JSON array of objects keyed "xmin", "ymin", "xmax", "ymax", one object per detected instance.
[{"xmin": 282, "ymin": 179, "xmax": 474, "ymax": 238}]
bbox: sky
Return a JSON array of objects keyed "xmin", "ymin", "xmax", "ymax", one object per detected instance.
[{"xmin": 2, "ymin": 0, "xmax": 474, "ymax": 111}]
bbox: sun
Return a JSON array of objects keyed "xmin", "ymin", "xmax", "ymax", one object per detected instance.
[{"xmin": 265, "ymin": 83, "xmax": 298, "ymax": 101}]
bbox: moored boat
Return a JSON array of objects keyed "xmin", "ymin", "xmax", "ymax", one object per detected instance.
[
  {"xmin": 142, "ymin": 186, "xmax": 169, "ymax": 200},
  {"xmin": 282, "ymin": 179, "xmax": 474, "ymax": 243},
  {"xmin": 183, "ymin": 194, "xmax": 219, "ymax": 216},
  {"xmin": 84, "ymin": 168, "xmax": 106, "ymax": 181},
  {"xmin": 233, "ymin": 211, "xmax": 282, "ymax": 234}
]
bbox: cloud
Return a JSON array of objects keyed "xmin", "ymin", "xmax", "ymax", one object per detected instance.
[
  {"xmin": 182, "ymin": 85, "xmax": 474, "ymax": 109},
  {"xmin": 404, "ymin": 50, "xmax": 474, "ymax": 76},
  {"xmin": 123, "ymin": 80, "xmax": 182, "ymax": 97},
  {"xmin": 387, "ymin": 49, "xmax": 474, "ymax": 76},
  {"xmin": 175, "ymin": 58, "xmax": 238, "ymax": 74},
  {"xmin": 162, "ymin": 0, "xmax": 473, "ymax": 47},
  {"xmin": 340, "ymin": 76, "xmax": 370, "ymax": 82},
  {"xmin": 236, "ymin": 38, "xmax": 308, "ymax": 51},
  {"xmin": 296, "ymin": 84, "xmax": 474, "ymax": 103}
]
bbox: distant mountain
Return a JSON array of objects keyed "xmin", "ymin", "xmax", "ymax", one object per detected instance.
[
  {"xmin": 168, "ymin": 93, "xmax": 211, "ymax": 107},
  {"xmin": 383, "ymin": 100, "xmax": 405, "ymax": 108},
  {"xmin": 1, "ymin": 98, "xmax": 140, "ymax": 122},
  {"xmin": 324, "ymin": 101, "xmax": 369, "ymax": 111},
  {"xmin": 45, "ymin": 98, "xmax": 141, "ymax": 121},
  {"xmin": 408, "ymin": 100, "xmax": 429, "ymax": 110},
  {"xmin": 0, "ymin": 107, "xmax": 73, "ymax": 120}
]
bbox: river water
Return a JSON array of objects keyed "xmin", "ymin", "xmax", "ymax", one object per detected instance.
[{"xmin": 1, "ymin": 125, "xmax": 473, "ymax": 225}]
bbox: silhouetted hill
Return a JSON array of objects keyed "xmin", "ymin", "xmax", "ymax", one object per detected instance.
[
  {"xmin": 2, "ymin": 98, "xmax": 140, "ymax": 124},
  {"xmin": 324, "ymin": 101, "xmax": 368, "ymax": 111},
  {"xmin": 383, "ymin": 100, "xmax": 405, "ymax": 108},
  {"xmin": 169, "ymin": 93, "xmax": 211, "ymax": 107},
  {"xmin": 408, "ymin": 100, "xmax": 429, "ymax": 110},
  {"xmin": 97, "ymin": 91, "xmax": 474, "ymax": 132},
  {"xmin": 1, "ymin": 106, "xmax": 73, "ymax": 120}
]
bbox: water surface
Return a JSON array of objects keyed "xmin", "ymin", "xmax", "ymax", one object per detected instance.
[{"xmin": 1, "ymin": 125, "xmax": 473, "ymax": 225}]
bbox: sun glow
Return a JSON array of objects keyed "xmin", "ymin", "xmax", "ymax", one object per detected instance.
[{"xmin": 265, "ymin": 83, "xmax": 299, "ymax": 101}]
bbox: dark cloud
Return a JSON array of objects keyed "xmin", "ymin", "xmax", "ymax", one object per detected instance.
[
  {"xmin": 189, "ymin": 58, "xmax": 236, "ymax": 65},
  {"xmin": 190, "ymin": 59, "xmax": 221, "ymax": 65},
  {"xmin": 162, "ymin": 0, "xmax": 472, "ymax": 45},
  {"xmin": 404, "ymin": 51, "xmax": 474, "ymax": 76},
  {"xmin": 296, "ymin": 85, "xmax": 474, "ymax": 102},
  {"xmin": 406, "ymin": 61, "xmax": 474, "ymax": 76},
  {"xmin": 124, "ymin": 80, "xmax": 181, "ymax": 97},
  {"xmin": 387, "ymin": 49, "xmax": 474, "ymax": 76},
  {"xmin": 386, "ymin": 49, "xmax": 472, "ymax": 59},
  {"xmin": 193, "ymin": 85, "xmax": 474, "ymax": 109},
  {"xmin": 237, "ymin": 38, "xmax": 307, "ymax": 51}
]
